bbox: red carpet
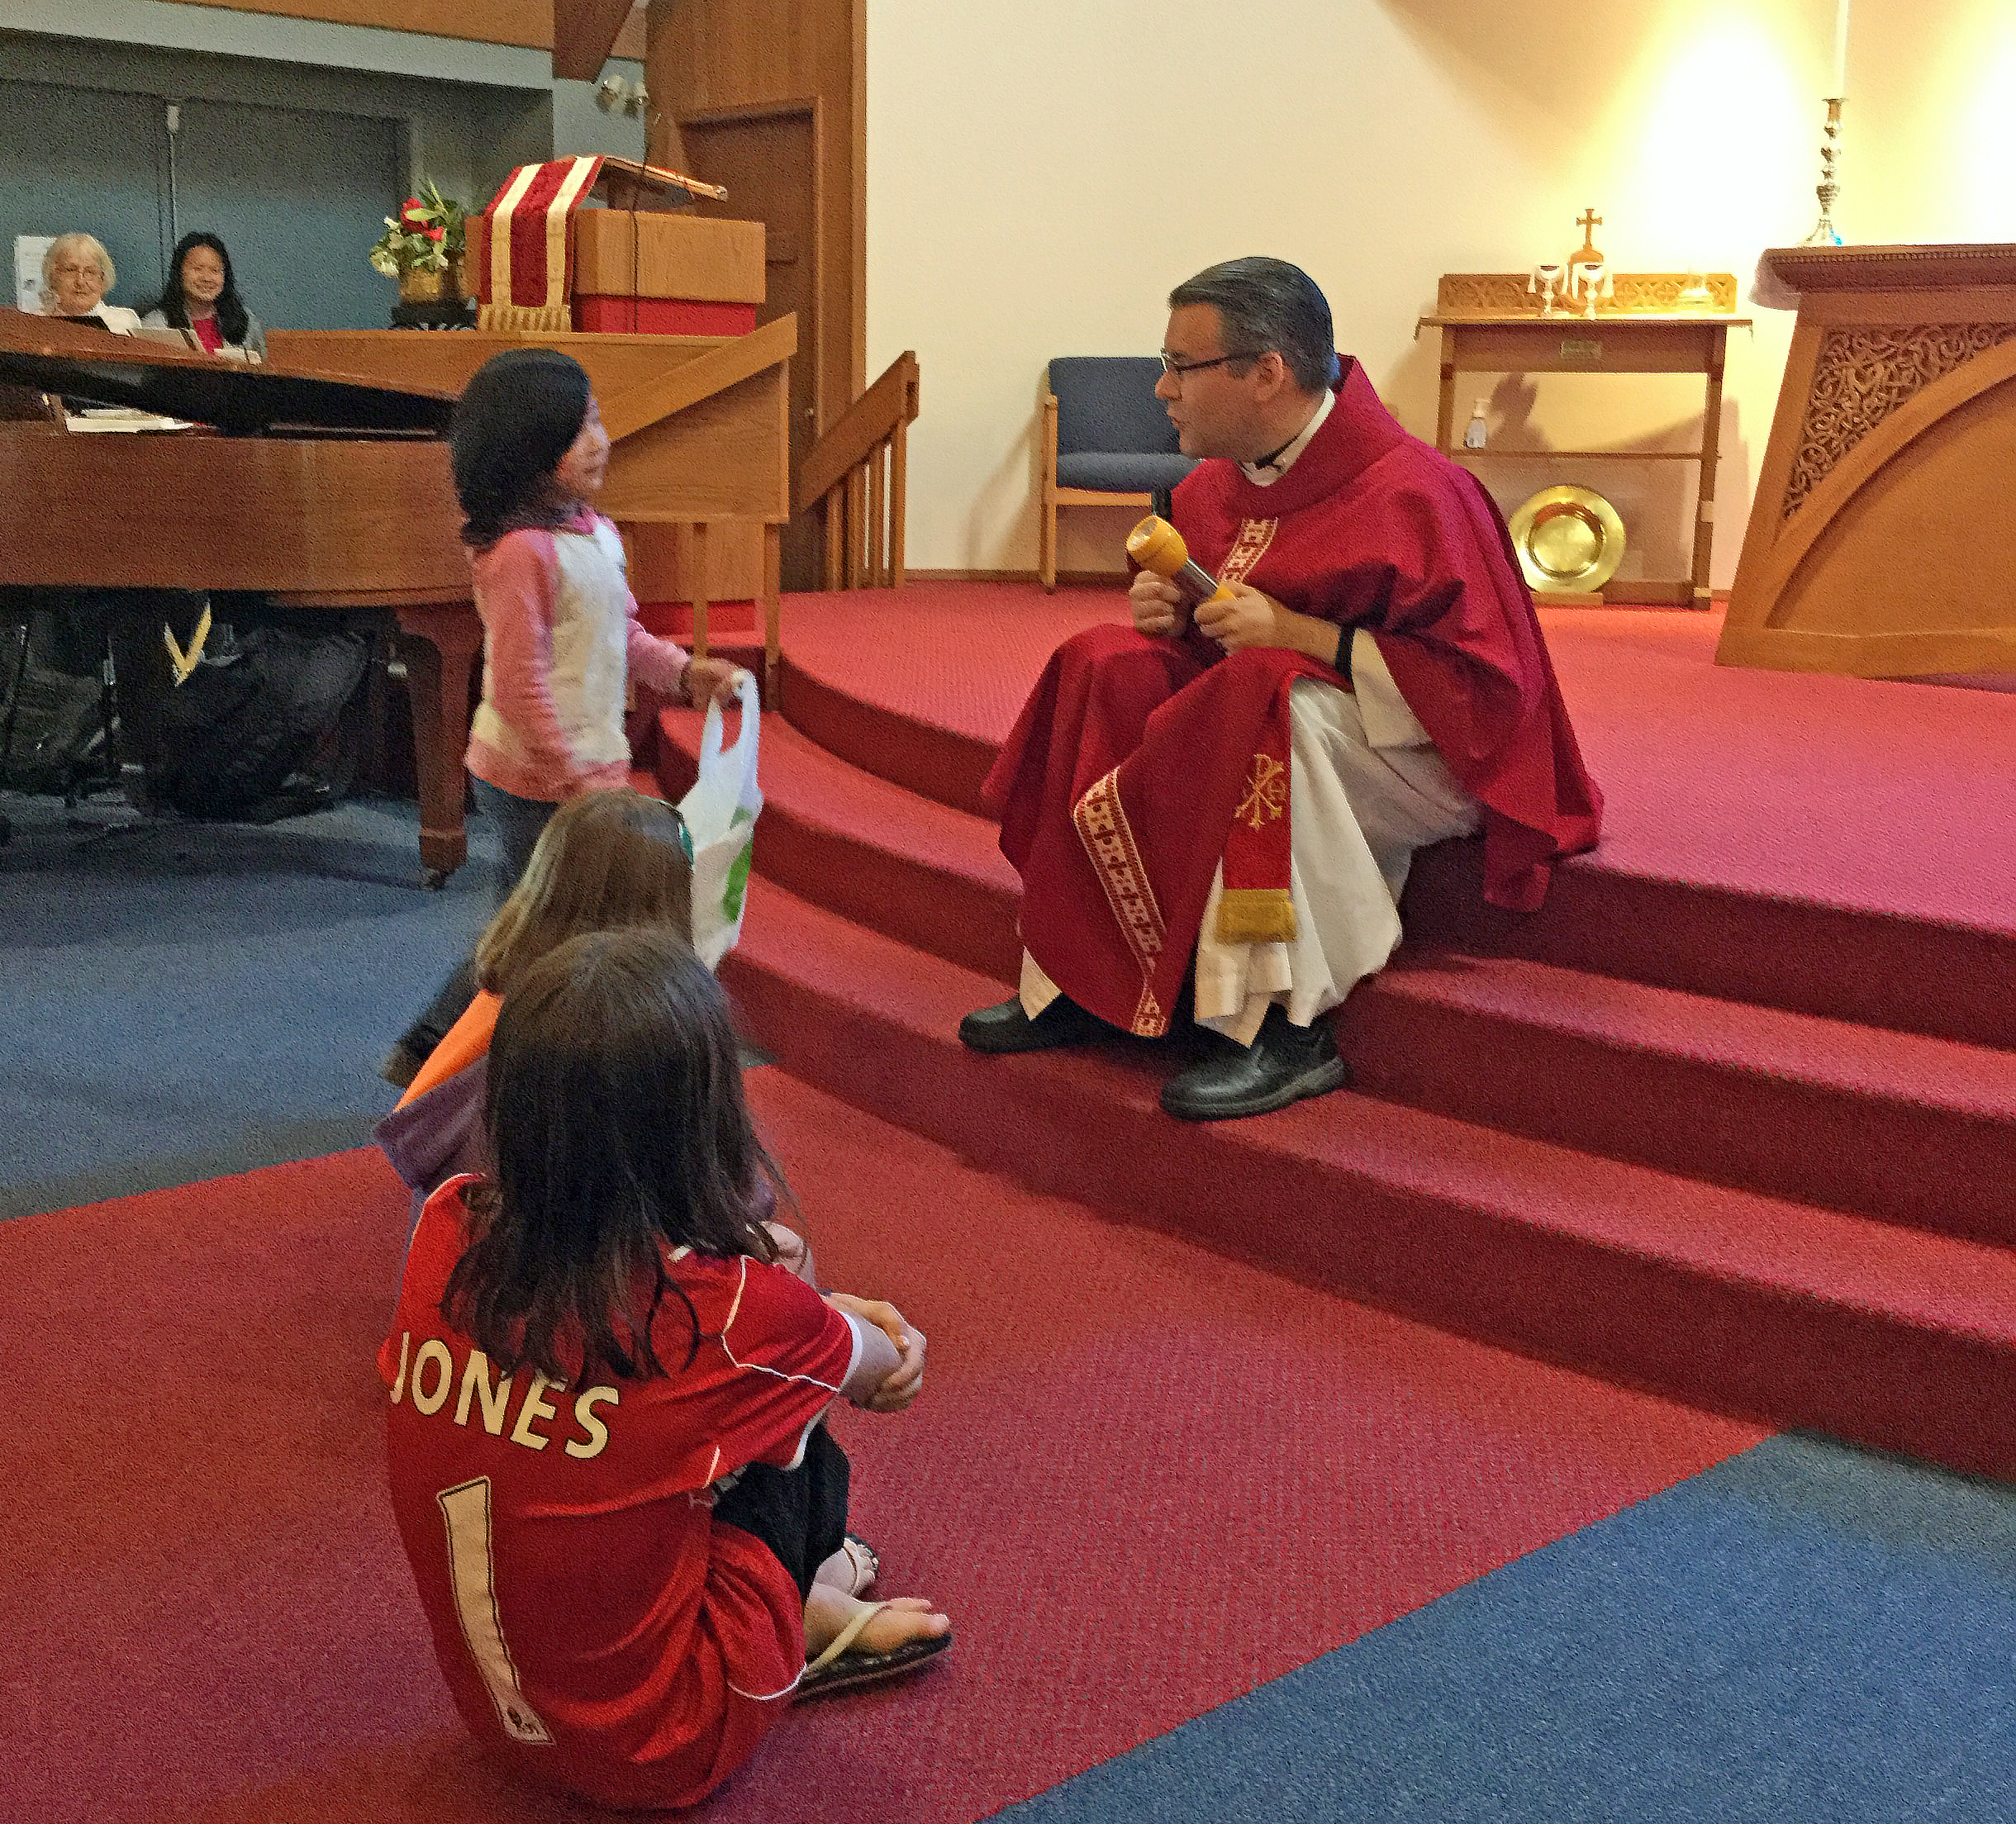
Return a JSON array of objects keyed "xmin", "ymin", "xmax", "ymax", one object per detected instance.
[
  {"xmin": 0, "ymin": 1079, "xmax": 1762, "ymax": 1824},
  {"xmin": 646, "ymin": 585, "xmax": 2016, "ymax": 1478}
]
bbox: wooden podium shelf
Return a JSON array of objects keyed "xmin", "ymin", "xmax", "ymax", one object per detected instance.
[{"xmin": 1420, "ymin": 273, "xmax": 1747, "ymax": 606}]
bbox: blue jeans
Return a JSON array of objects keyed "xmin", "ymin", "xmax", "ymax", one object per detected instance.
[
  {"xmin": 470, "ymin": 777, "xmax": 558, "ymax": 900},
  {"xmin": 395, "ymin": 780, "xmax": 559, "ymax": 1063}
]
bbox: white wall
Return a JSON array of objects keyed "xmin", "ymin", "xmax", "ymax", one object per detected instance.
[{"xmin": 867, "ymin": 0, "xmax": 2016, "ymax": 585}]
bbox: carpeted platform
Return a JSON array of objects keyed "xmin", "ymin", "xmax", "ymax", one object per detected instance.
[
  {"xmin": 765, "ymin": 589, "xmax": 2016, "ymax": 940},
  {"xmin": 644, "ymin": 585, "xmax": 2016, "ymax": 1478},
  {"xmin": 0, "ymin": 794, "xmax": 499, "ymax": 1219},
  {"xmin": 0, "ymin": 1071, "xmax": 1762, "ymax": 1824},
  {"xmin": 1002, "ymin": 1432, "xmax": 2016, "ymax": 1824}
]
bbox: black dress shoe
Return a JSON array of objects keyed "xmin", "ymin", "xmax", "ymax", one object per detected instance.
[
  {"xmin": 1159, "ymin": 1005, "xmax": 1349, "ymax": 1121},
  {"xmin": 958, "ymin": 993, "xmax": 1102, "ymax": 1054}
]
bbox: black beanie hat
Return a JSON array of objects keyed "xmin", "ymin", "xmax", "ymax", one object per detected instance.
[{"xmin": 450, "ymin": 348, "xmax": 592, "ymax": 547}]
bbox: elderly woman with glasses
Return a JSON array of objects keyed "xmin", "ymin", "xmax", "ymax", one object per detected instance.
[{"xmin": 40, "ymin": 233, "xmax": 143, "ymax": 333}]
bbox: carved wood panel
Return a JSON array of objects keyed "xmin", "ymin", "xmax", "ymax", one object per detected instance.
[
  {"xmin": 1434, "ymin": 272, "xmax": 1738, "ymax": 317},
  {"xmin": 1782, "ymin": 322, "xmax": 2016, "ymax": 517}
]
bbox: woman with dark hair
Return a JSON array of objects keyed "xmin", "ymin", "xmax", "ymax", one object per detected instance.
[
  {"xmin": 380, "ymin": 928, "xmax": 951, "ymax": 1808},
  {"xmin": 142, "ymin": 232, "xmax": 265, "ymax": 357}
]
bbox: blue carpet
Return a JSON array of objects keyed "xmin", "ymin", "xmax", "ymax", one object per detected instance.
[
  {"xmin": 997, "ymin": 1432, "xmax": 2016, "ymax": 1822},
  {"xmin": 0, "ymin": 791, "xmax": 498, "ymax": 1217}
]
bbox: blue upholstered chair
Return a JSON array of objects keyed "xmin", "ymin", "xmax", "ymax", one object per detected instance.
[{"xmin": 1040, "ymin": 357, "xmax": 1196, "ymax": 591}]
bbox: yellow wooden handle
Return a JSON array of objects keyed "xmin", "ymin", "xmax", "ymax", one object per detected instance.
[
  {"xmin": 1126, "ymin": 514, "xmax": 1229, "ymax": 604},
  {"xmin": 1125, "ymin": 513, "xmax": 1188, "ymax": 577}
]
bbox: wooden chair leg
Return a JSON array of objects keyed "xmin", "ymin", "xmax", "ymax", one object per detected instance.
[{"xmin": 1040, "ymin": 391, "xmax": 1059, "ymax": 591}]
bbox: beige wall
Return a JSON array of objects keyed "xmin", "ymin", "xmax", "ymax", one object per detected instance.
[{"xmin": 867, "ymin": 0, "xmax": 2016, "ymax": 585}]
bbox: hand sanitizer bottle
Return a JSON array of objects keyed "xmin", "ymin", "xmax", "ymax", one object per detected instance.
[{"xmin": 1463, "ymin": 397, "xmax": 1489, "ymax": 449}]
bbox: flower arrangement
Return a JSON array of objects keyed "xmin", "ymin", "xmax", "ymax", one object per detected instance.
[{"xmin": 368, "ymin": 181, "xmax": 467, "ymax": 278}]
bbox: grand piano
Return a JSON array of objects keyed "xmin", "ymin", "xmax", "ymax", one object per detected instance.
[{"xmin": 0, "ymin": 311, "xmax": 481, "ymax": 884}]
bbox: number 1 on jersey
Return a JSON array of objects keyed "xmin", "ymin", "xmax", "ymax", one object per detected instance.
[{"xmin": 437, "ymin": 1476, "xmax": 554, "ymax": 1746}]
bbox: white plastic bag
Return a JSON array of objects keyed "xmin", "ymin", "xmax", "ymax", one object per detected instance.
[{"xmin": 677, "ymin": 673, "xmax": 762, "ymax": 969}]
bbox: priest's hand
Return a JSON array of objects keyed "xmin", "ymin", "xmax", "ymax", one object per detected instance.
[
  {"xmin": 1196, "ymin": 584, "xmax": 1341, "ymax": 664},
  {"xmin": 1129, "ymin": 569, "xmax": 1186, "ymax": 637},
  {"xmin": 1194, "ymin": 582, "xmax": 1290, "ymax": 650}
]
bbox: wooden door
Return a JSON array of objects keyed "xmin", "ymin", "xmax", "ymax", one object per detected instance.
[{"xmin": 682, "ymin": 105, "xmax": 822, "ymax": 590}]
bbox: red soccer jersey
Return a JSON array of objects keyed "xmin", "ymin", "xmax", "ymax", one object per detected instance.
[{"xmin": 379, "ymin": 1176, "xmax": 860, "ymax": 1810}]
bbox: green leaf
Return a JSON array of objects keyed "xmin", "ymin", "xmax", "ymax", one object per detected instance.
[{"xmin": 723, "ymin": 843, "xmax": 754, "ymax": 920}]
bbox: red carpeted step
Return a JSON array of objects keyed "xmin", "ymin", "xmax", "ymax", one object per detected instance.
[
  {"xmin": 719, "ymin": 877, "xmax": 2016, "ymax": 1482},
  {"xmin": 653, "ymin": 701, "xmax": 1022, "ymax": 984},
  {"xmin": 774, "ymin": 585, "xmax": 1116, "ymax": 815},
  {"xmin": 1345, "ymin": 950, "xmax": 2016, "ymax": 1245},
  {"xmin": 1400, "ymin": 841, "xmax": 2016, "ymax": 1052},
  {"xmin": 758, "ymin": 588, "xmax": 2016, "ymax": 1047},
  {"xmin": 780, "ymin": 650, "xmax": 1000, "ymax": 817}
]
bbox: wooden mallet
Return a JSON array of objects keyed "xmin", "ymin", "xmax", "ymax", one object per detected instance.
[{"xmin": 1126, "ymin": 514, "xmax": 1230, "ymax": 606}]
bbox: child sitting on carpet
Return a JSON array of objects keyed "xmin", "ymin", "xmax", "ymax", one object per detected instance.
[
  {"xmin": 379, "ymin": 928, "xmax": 952, "ymax": 1810},
  {"xmin": 376, "ymin": 786, "xmax": 698, "ymax": 1237},
  {"xmin": 381, "ymin": 345, "xmax": 745, "ymax": 1090}
]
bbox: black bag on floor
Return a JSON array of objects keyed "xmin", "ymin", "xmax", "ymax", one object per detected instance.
[
  {"xmin": 150, "ymin": 621, "xmax": 370, "ymax": 822},
  {"xmin": 0, "ymin": 650, "xmax": 103, "ymax": 796}
]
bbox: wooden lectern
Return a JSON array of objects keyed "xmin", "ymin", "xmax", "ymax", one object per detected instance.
[
  {"xmin": 461, "ymin": 158, "xmax": 776, "ymax": 627},
  {"xmin": 1719, "ymin": 244, "xmax": 2016, "ymax": 677},
  {"xmin": 464, "ymin": 159, "xmax": 765, "ymax": 340}
]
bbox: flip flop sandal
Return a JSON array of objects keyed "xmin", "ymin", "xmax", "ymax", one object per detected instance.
[
  {"xmin": 839, "ymin": 1534, "xmax": 880, "ymax": 1596},
  {"xmin": 796, "ymin": 1602, "xmax": 953, "ymax": 1702}
]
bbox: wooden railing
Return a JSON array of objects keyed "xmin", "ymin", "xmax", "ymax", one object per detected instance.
[{"xmin": 796, "ymin": 351, "xmax": 920, "ymax": 591}]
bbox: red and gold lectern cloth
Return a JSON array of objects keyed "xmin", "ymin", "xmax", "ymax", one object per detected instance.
[
  {"xmin": 477, "ymin": 156, "xmax": 606, "ymax": 332},
  {"xmin": 984, "ymin": 360, "xmax": 1603, "ymax": 1039}
]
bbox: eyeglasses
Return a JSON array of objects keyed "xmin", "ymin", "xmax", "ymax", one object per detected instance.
[
  {"xmin": 1158, "ymin": 349, "xmax": 1261, "ymax": 380},
  {"xmin": 50, "ymin": 263, "xmax": 103, "ymax": 280}
]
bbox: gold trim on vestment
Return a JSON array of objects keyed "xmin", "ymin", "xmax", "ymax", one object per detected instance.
[
  {"xmin": 1072, "ymin": 767, "xmax": 1168, "ymax": 1037},
  {"xmin": 1215, "ymin": 886, "xmax": 1297, "ymax": 943},
  {"xmin": 1218, "ymin": 517, "xmax": 1278, "ymax": 587}
]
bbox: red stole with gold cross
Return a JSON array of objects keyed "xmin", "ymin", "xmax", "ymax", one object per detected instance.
[{"xmin": 990, "ymin": 622, "xmax": 1340, "ymax": 1038}]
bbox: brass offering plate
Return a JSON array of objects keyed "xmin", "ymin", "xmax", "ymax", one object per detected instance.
[{"xmin": 1508, "ymin": 484, "xmax": 1626, "ymax": 592}]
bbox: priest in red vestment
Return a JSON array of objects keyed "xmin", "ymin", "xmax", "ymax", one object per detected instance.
[{"xmin": 962, "ymin": 257, "xmax": 1602, "ymax": 1119}]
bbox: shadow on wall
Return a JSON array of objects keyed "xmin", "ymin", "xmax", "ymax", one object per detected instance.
[{"xmin": 1372, "ymin": 0, "xmax": 1633, "ymax": 150}]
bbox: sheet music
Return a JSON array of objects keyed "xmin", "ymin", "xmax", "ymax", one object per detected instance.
[{"xmin": 64, "ymin": 406, "xmax": 196, "ymax": 433}]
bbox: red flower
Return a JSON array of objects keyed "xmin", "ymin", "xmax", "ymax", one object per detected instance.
[{"xmin": 426, "ymin": 225, "xmax": 446, "ymax": 241}]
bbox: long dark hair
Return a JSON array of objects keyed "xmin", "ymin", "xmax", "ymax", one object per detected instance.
[
  {"xmin": 450, "ymin": 348, "xmax": 592, "ymax": 549},
  {"xmin": 443, "ymin": 928, "xmax": 786, "ymax": 1384},
  {"xmin": 153, "ymin": 232, "xmax": 250, "ymax": 347}
]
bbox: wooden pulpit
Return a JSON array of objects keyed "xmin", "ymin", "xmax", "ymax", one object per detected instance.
[{"xmin": 1719, "ymin": 244, "xmax": 2016, "ymax": 677}]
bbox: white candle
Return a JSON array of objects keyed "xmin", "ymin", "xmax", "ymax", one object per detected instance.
[{"xmin": 1831, "ymin": 0, "xmax": 1851, "ymax": 95}]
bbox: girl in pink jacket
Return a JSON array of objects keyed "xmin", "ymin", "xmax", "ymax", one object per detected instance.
[{"xmin": 386, "ymin": 348, "xmax": 742, "ymax": 1086}]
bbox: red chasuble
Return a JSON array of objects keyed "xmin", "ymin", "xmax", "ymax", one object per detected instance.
[{"xmin": 985, "ymin": 359, "xmax": 1602, "ymax": 1038}]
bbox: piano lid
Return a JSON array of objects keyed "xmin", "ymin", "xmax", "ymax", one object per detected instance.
[{"xmin": 0, "ymin": 311, "xmax": 455, "ymax": 435}]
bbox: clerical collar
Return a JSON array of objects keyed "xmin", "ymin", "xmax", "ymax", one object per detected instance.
[{"xmin": 1239, "ymin": 387, "xmax": 1334, "ymax": 487}]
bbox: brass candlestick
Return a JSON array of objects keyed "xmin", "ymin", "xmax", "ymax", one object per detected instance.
[{"xmin": 1801, "ymin": 97, "xmax": 1845, "ymax": 246}]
